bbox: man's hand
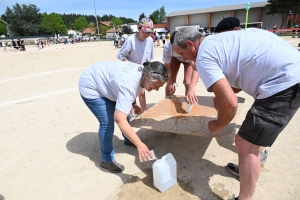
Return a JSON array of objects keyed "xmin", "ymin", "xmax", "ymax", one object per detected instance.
[
  {"xmin": 166, "ymin": 80, "xmax": 176, "ymax": 96},
  {"xmin": 132, "ymin": 104, "xmax": 141, "ymax": 114},
  {"xmin": 208, "ymin": 120, "xmax": 223, "ymax": 134},
  {"xmin": 186, "ymin": 86, "xmax": 198, "ymax": 104}
]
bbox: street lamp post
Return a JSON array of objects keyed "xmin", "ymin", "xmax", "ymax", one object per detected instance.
[
  {"xmin": 245, "ymin": 3, "xmax": 251, "ymax": 29},
  {"xmin": 94, "ymin": 0, "xmax": 100, "ymax": 40}
]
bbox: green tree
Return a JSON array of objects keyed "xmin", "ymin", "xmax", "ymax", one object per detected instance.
[
  {"xmin": 100, "ymin": 24, "xmax": 109, "ymax": 35},
  {"xmin": 138, "ymin": 13, "xmax": 146, "ymax": 22},
  {"xmin": 0, "ymin": 19, "xmax": 8, "ymax": 35},
  {"xmin": 149, "ymin": 10, "xmax": 159, "ymax": 24},
  {"xmin": 74, "ymin": 16, "xmax": 88, "ymax": 32},
  {"xmin": 150, "ymin": 6, "xmax": 166, "ymax": 24},
  {"xmin": 41, "ymin": 13, "xmax": 66, "ymax": 38},
  {"xmin": 110, "ymin": 17, "xmax": 123, "ymax": 29},
  {"xmin": 266, "ymin": 0, "xmax": 300, "ymax": 28},
  {"xmin": 2, "ymin": 3, "xmax": 42, "ymax": 36},
  {"xmin": 159, "ymin": 6, "xmax": 166, "ymax": 23}
]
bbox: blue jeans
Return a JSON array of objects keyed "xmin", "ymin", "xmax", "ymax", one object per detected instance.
[{"xmin": 81, "ymin": 96, "xmax": 131, "ymax": 162}]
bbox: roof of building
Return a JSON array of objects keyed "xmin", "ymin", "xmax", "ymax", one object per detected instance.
[
  {"xmin": 100, "ymin": 21, "xmax": 111, "ymax": 27},
  {"xmin": 167, "ymin": 1, "xmax": 268, "ymax": 17},
  {"xmin": 106, "ymin": 28, "xmax": 121, "ymax": 33},
  {"xmin": 82, "ymin": 28, "xmax": 94, "ymax": 34}
]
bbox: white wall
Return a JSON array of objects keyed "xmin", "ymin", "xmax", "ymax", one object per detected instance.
[
  {"xmin": 170, "ymin": 16, "xmax": 186, "ymax": 32},
  {"xmin": 169, "ymin": 7, "xmax": 283, "ymax": 32},
  {"xmin": 190, "ymin": 13, "xmax": 208, "ymax": 27}
]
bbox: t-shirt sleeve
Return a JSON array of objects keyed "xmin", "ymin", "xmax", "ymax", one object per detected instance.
[
  {"xmin": 115, "ymin": 86, "xmax": 135, "ymax": 115},
  {"xmin": 117, "ymin": 39, "xmax": 132, "ymax": 61},
  {"xmin": 162, "ymin": 43, "xmax": 172, "ymax": 63},
  {"xmin": 196, "ymin": 48, "xmax": 225, "ymax": 92},
  {"xmin": 150, "ymin": 40, "xmax": 154, "ymax": 61}
]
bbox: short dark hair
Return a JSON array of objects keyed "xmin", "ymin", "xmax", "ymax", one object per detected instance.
[
  {"xmin": 170, "ymin": 31, "xmax": 177, "ymax": 45},
  {"xmin": 215, "ymin": 17, "xmax": 240, "ymax": 33}
]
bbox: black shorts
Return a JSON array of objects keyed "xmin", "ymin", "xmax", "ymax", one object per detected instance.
[{"xmin": 238, "ymin": 83, "xmax": 300, "ymax": 147}]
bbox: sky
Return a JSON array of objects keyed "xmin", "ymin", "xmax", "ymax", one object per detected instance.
[{"xmin": 0, "ymin": 0, "xmax": 264, "ymax": 20}]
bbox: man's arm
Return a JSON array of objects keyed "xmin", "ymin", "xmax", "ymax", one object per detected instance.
[
  {"xmin": 208, "ymin": 78, "xmax": 238, "ymax": 134},
  {"xmin": 186, "ymin": 62, "xmax": 199, "ymax": 104},
  {"xmin": 164, "ymin": 58, "xmax": 181, "ymax": 96}
]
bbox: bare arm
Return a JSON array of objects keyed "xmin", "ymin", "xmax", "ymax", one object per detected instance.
[
  {"xmin": 186, "ymin": 62, "xmax": 199, "ymax": 104},
  {"xmin": 165, "ymin": 59, "xmax": 180, "ymax": 96},
  {"xmin": 114, "ymin": 109, "xmax": 153, "ymax": 161},
  {"xmin": 138, "ymin": 88, "xmax": 146, "ymax": 113},
  {"xmin": 208, "ymin": 78, "xmax": 238, "ymax": 134}
]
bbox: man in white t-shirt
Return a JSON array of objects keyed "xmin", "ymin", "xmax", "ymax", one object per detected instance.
[
  {"xmin": 173, "ymin": 27, "xmax": 300, "ymax": 200},
  {"xmin": 162, "ymin": 31, "xmax": 199, "ymax": 102}
]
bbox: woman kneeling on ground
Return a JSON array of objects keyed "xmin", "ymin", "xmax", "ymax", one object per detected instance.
[{"xmin": 78, "ymin": 61, "xmax": 169, "ymax": 173}]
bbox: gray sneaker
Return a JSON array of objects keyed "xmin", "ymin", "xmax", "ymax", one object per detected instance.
[
  {"xmin": 100, "ymin": 161, "xmax": 124, "ymax": 173},
  {"xmin": 260, "ymin": 149, "xmax": 268, "ymax": 165},
  {"xmin": 226, "ymin": 149, "xmax": 269, "ymax": 177}
]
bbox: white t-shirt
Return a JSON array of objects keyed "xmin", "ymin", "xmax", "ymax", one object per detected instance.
[
  {"xmin": 122, "ymin": 34, "xmax": 128, "ymax": 41},
  {"xmin": 2, "ymin": 41, "xmax": 5, "ymax": 47},
  {"xmin": 79, "ymin": 61, "xmax": 144, "ymax": 114},
  {"xmin": 196, "ymin": 28, "xmax": 300, "ymax": 99},
  {"xmin": 117, "ymin": 34, "xmax": 154, "ymax": 64},
  {"xmin": 162, "ymin": 42, "xmax": 189, "ymax": 64},
  {"xmin": 161, "ymin": 33, "xmax": 166, "ymax": 40}
]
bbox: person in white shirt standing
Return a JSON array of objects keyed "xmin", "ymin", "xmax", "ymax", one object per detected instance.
[
  {"xmin": 117, "ymin": 17, "xmax": 154, "ymax": 114},
  {"xmin": 2, "ymin": 40, "xmax": 7, "ymax": 52},
  {"xmin": 161, "ymin": 33, "xmax": 166, "ymax": 47}
]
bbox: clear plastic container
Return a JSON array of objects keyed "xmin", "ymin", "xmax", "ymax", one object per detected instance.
[
  {"xmin": 153, "ymin": 153, "xmax": 177, "ymax": 192},
  {"xmin": 186, "ymin": 103, "xmax": 193, "ymax": 113}
]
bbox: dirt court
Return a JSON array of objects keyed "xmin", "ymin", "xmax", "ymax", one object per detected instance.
[{"xmin": 0, "ymin": 37, "xmax": 300, "ymax": 200}]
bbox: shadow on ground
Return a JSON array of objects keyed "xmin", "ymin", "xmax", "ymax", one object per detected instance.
[{"xmin": 66, "ymin": 127, "xmax": 239, "ymax": 200}]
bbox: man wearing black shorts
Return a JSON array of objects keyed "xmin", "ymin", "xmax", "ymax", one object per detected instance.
[{"xmin": 173, "ymin": 27, "xmax": 300, "ymax": 199}]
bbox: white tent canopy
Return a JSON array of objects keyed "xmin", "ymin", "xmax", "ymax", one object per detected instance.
[{"xmin": 153, "ymin": 28, "xmax": 168, "ymax": 33}]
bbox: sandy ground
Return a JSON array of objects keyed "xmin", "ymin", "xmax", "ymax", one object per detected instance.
[{"xmin": 0, "ymin": 37, "xmax": 300, "ymax": 200}]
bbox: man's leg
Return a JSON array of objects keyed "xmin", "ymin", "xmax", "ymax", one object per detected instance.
[
  {"xmin": 80, "ymin": 96, "xmax": 116, "ymax": 162},
  {"xmin": 235, "ymin": 134, "xmax": 264, "ymax": 199},
  {"xmin": 234, "ymin": 83, "xmax": 300, "ymax": 199}
]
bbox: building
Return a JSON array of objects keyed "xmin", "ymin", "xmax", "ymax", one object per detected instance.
[
  {"xmin": 82, "ymin": 28, "xmax": 95, "ymax": 35},
  {"xmin": 166, "ymin": 1, "xmax": 283, "ymax": 32},
  {"xmin": 67, "ymin": 30, "xmax": 77, "ymax": 36},
  {"xmin": 153, "ymin": 23, "xmax": 168, "ymax": 33},
  {"xmin": 99, "ymin": 21, "xmax": 111, "ymax": 27}
]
